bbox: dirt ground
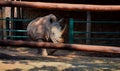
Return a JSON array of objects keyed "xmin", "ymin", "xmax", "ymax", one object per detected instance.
[{"xmin": 0, "ymin": 47, "xmax": 120, "ymax": 71}]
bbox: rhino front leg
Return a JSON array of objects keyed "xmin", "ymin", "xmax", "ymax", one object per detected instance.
[
  {"xmin": 41, "ymin": 48, "xmax": 48, "ymax": 56},
  {"xmin": 37, "ymin": 48, "xmax": 48, "ymax": 56},
  {"xmin": 37, "ymin": 39, "xmax": 48, "ymax": 56}
]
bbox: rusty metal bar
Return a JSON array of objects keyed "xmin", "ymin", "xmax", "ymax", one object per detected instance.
[
  {"xmin": 0, "ymin": 1, "xmax": 120, "ymax": 11},
  {"xmin": 0, "ymin": 40, "xmax": 120, "ymax": 53}
]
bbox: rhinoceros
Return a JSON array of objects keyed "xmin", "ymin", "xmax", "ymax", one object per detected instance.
[{"xmin": 27, "ymin": 14, "xmax": 66, "ymax": 56}]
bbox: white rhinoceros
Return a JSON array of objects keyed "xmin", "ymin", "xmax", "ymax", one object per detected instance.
[{"xmin": 27, "ymin": 14, "xmax": 66, "ymax": 56}]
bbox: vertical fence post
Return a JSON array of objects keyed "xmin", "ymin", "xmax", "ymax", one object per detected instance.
[
  {"xmin": 86, "ymin": 11, "xmax": 91, "ymax": 44},
  {"xmin": 6, "ymin": 17, "xmax": 10, "ymax": 39},
  {"xmin": 11, "ymin": 6, "xmax": 15, "ymax": 40},
  {"xmin": 69, "ymin": 18, "xmax": 74, "ymax": 44}
]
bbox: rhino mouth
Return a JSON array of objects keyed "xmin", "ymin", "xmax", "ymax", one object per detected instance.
[
  {"xmin": 50, "ymin": 35, "xmax": 64, "ymax": 43},
  {"xmin": 55, "ymin": 38, "xmax": 64, "ymax": 43}
]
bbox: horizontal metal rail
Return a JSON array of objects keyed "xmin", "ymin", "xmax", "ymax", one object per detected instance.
[
  {"xmin": 74, "ymin": 20, "xmax": 120, "ymax": 24},
  {"xmin": 75, "ymin": 37, "xmax": 120, "ymax": 40},
  {"xmin": 0, "ymin": 29, "xmax": 27, "ymax": 32},
  {"xmin": 0, "ymin": 1, "xmax": 120, "ymax": 11},
  {"xmin": 0, "ymin": 40, "xmax": 120, "ymax": 54},
  {"xmin": 0, "ymin": 36, "xmax": 29, "ymax": 38},
  {"xmin": 74, "ymin": 31, "xmax": 120, "ymax": 34},
  {"xmin": 0, "ymin": 18, "xmax": 32, "ymax": 22}
]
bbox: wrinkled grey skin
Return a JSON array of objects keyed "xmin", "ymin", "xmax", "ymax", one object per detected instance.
[{"xmin": 27, "ymin": 14, "xmax": 65, "ymax": 56}]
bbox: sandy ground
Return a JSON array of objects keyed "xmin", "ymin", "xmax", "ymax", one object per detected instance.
[{"xmin": 0, "ymin": 47, "xmax": 120, "ymax": 71}]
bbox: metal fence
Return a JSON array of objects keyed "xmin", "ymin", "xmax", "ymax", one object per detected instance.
[
  {"xmin": 1, "ymin": 17, "xmax": 120, "ymax": 46},
  {"xmin": 69, "ymin": 18, "xmax": 120, "ymax": 46},
  {"xmin": 0, "ymin": 18, "xmax": 32, "ymax": 40}
]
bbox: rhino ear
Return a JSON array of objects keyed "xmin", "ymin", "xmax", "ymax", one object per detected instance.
[{"xmin": 50, "ymin": 18, "xmax": 53, "ymax": 23}]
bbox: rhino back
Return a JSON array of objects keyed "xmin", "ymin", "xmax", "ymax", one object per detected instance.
[{"xmin": 27, "ymin": 17, "xmax": 46, "ymax": 40}]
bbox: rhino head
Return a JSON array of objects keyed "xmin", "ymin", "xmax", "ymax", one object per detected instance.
[
  {"xmin": 50, "ymin": 18, "xmax": 67, "ymax": 43},
  {"xmin": 44, "ymin": 14, "xmax": 66, "ymax": 43}
]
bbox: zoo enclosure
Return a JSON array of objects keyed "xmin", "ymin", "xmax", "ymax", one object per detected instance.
[
  {"xmin": 0, "ymin": 1, "xmax": 120, "ymax": 44},
  {"xmin": 0, "ymin": 1, "xmax": 120, "ymax": 53}
]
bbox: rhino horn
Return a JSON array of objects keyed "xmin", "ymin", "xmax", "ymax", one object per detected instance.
[
  {"xmin": 60, "ymin": 24, "xmax": 67, "ymax": 35},
  {"xmin": 58, "ymin": 18, "xmax": 64, "ymax": 23}
]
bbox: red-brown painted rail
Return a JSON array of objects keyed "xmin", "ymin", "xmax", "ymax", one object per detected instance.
[
  {"xmin": 0, "ymin": 40, "xmax": 120, "ymax": 53},
  {"xmin": 0, "ymin": 1, "xmax": 120, "ymax": 11}
]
